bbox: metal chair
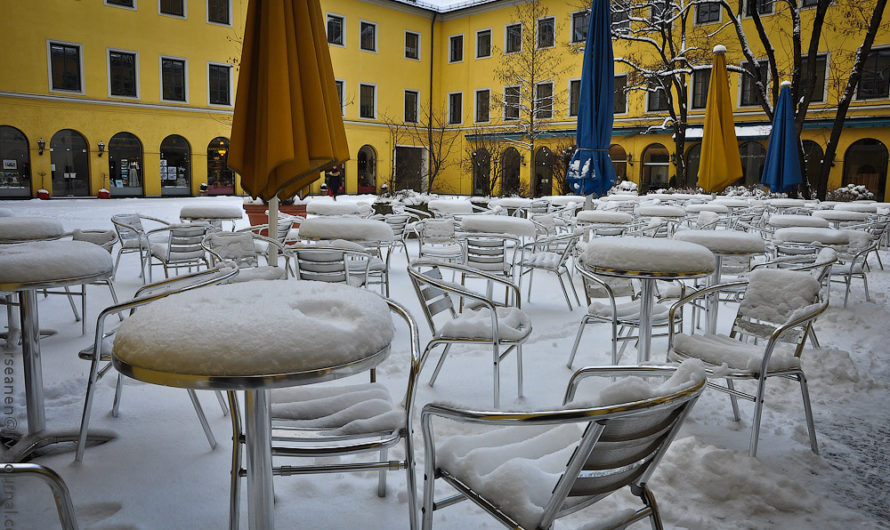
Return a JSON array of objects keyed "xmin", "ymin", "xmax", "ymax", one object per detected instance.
[
  {"xmin": 288, "ymin": 244, "xmax": 371, "ymax": 288},
  {"xmin": 226, "ymin": 298, "xmax": 421, "ymax": 530},
  {"xmin": 518, "ymin": 232, "xmax": 581, "ymax": 310},
  {"xmin": 459, "ymin": 232, "xmax": 522, "ymax": 303},
  {"xmin": 1, "ymin": 463, "xmax": 79, "ymax": 529},
  {"xmin": 110, "ymin": 213, "xmax": 170, "ymax": 282},
  {"xmin": 75, "ymin": 266, "xmax": 239, "ymax": 462},
  {"xmin": 148, "ymin": 223, "xmax": 212, "ymax": 279},
  {"xmin": 202, "ymin": 231, "xmax": 290, "ymax": 282},
  {"xmin": 408, "ymin": 259, "xmax": 531, "ymax": 408},
  {"xmin": 414, "ymin": 219, "xmax": 465, "ymax": 264},
  {"xmin": 420, "ymin": 365, "xmax": 705, "ymax": 529},
  {"xmin": 667, "ymin": 268, "xmax": 827, "ymax": 456}
]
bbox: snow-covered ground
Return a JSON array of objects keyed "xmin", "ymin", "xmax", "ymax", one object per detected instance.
[{"xmin": 1, "ymin": 196, "xmax": 888, "ymax": 529}]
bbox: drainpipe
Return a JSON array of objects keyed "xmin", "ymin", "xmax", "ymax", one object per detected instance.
[{"xmin": 427, "ymin": 12, "xmax": 437, "ymax": 193}]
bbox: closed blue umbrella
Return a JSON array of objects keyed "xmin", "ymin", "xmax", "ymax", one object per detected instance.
[
  {"xmin": 761, "ymin": 81, "xmax": 802, "ymax": 193},
  {"xmin": 567, "ymin": 0, "xmax": 616, "ymax": 197}
]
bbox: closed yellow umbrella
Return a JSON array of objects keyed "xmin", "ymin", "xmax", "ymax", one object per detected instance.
[
  {"xmin": 698, "ymin": 45, "xmax": 743, "ymax": 192},
  {"xmin": 229, "ymin": 0, "xmax": 349, "ymax": 202}
]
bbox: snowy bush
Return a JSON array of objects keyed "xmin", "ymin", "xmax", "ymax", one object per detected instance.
[
  {"xmin": 825, "ymin": 184, "xmax": 874, "ymax": 202},
  {"xmin": 721, "ymin": 185, "xmax": 780, "ymax": 199},
  {"xmin": 608, "ymin": 179, "xmax": 638, "ymax": 195}
]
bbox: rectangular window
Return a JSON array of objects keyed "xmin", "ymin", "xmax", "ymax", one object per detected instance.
[
  {"xmin": 613, "ymin": 1, "xmax": 631, "ymax": 31},
  {"xmin": 475, "ymin": 89, "xmax": 490, "ymax": 122},
  {"xmin": 650, "ymin": 0, "xmax": 669, "ymax": 21},
  {"xmin": 360, "ymin": 21, "xmax": 377, "ymax": 52},
  {"xmin": 405, "ymin": 31, "xmax": 420, "ymax": 60},
  {"xmin": 504, "ymin": 85, "xmax": 520, "ymax": 120},
  {"xmin": 49, "ymin": 42, "xmax": 82, "ymax": 92},
  {"xmin": 691, "ymin": 67, "xmax": 711, "ymax": 109},
  {"xmin": 207, "ymin": 0, "xmax": 230, "ymax": 25},
  {"xmin": 800, "ymin": 54, "xmax": 827, "ymax": 102},
  {"xmin": 535, "ymin": 82, "xmax": 553, "ymax": 119},
  {"xmin": 360, "ymin": 83, "xmax": 376, "ymax": 118},
  {"xmin": 571, "ymin": 11, "xmax": 589, "ymax": 43},
  {"xmin": 569, "ymin": 79, "xmax": 581, "ymax": 116},
  {"xmin": 449, "ymin": 35, "xmax": 463, "ymax": 63},
  {"xmin": 476, "ymin": 29, "xmax": 492, "ymax": 58},
  {"xmin": 106, "ymin": 0, "xmax": 135, "ymax": 7},
  {"xmin": 160, "ymin": 0, "xmax": 184, "ymax": 16},
  {"xmin": 802, "ymin": 0, "xmax": 818, "ymax": 6},
  {"xmin": 335, "ymin": 80, "xmax": 344, "ymax": 115},
  {"xmin": 505, "ymin": 23, "xmax": 522, "ymax": 54},
  {"xmin": 740, "ymin": 61, "xmax": 768, "ymax": 106},
  {"xmin": 647, "ymin": 79, "xmax": 670, "ymax": 111},
  {"xmin": 109, "ymin": 50, "xmax": 137, "ymax": 98},
  {"xmin": 161, "ymin": 57, "xmax": 186, "ymax": 102},
  {"xmin": 858, "ymin": 49, "xmax": 890, "ymax": 99},
  {"xmin": 404, "ymin": 90, "xmax": 419, "ymax": 123},
  {"xmin": 448, "ymin": 93, "xmax": 462, "ymax": 124},
  {"xmin": 327, "ymin": 14, "xmax": 344, "ymax": 46},
  {"xmin": 537, "ymin": 17, "xmax": 555, "ymax": 49},
  {"xmin": 614, "ymin": 74, "xmax": 627, "ymax": 113},
  {"xmin": 746, "ymin": 0, "xmax": 774, "ymax": 16},
  {"xmin": 696, "ymin": 2, "xmax": 720, "ymax": 23},
  {"xmin": 208, "ymin": 63, "xmax": 231, "ymax": 105}
]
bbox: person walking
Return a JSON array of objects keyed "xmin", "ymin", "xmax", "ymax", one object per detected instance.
[{"xmin": 326, "ymin": 166, "xmax": 342, "ymax": 200}]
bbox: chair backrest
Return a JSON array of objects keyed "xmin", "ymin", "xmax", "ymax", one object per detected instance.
[
  {"xmin": 407, "ymin": 263, "xmax": 456, "ymax": 334},
  {"xmin": 274, "ymin": 216, "xmax": 296, "ymax": 244},
  {"xmin": 734, "ymin": 269, "xmax": 822, "ymax": 342},
  {"xmin": 383, "ymin": 213, "xmax": 413, "ymax": 239},
  {"xmin": 163, "ymin": 224, "xmax": 210, "ymax": 264},
  {"xmin": 134, "ymin": 265, "xmax": 239, "ymax": 299},
  {"xmin": 420, "ymin": 219, "xmax": 457, "ymax": 242},
  {"xmin": 464, "ymin": 235, "xmax": 510, "ymax": 275},
  {"xmin": 203, "ymin": 231, "xmax": 259, "ymax": 268},
  {"xmin": 111, "ymin": 213, "xmax": 145, "ymax": 243},
  {"xmin": 292, "ymin": 246, "xmax": 358, "ymax": 284}
]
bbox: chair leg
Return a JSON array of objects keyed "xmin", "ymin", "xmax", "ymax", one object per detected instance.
[
  {"xmin": 797, "ymin": 372, "xmax": 819, "ymax": 454},
  {"xmin": 516, "ymin": 344, "xmax": 523, "ymax": 399},
  {"xmin": 228, "ymin": 391, "xmax": 242, "ymax": 530},
  {"xmin": 64, "ymin": 286, "xmax": 81, "ymax": 324},
  {"xmin": 843, "ymin": 276, "xmax": 851, "ymax": 307},
  {"xmin": 567, "ymin": 319, "xmax": 588, "ymax": 369},
  {"xmin": 404, "ymin": 431, "xmax": 418, "ymax": 530},
  {"xmin": 377, "ymin": 448, "xmax": 388, "ymax": 497},
  {"xmin": 526, "ymin": 269, "xmax": 534, "ymax": 302},
  {"xmin": 215, "ymin": 390, "xmax": 230, "ymax": 416},
  {"xmin": 748, "ymin": 377, "xmax": 768, "ymax": 457},
  {"xmin": 556, "ymin": 272, "xmax": 573, "ymax": 310},
  {"xmin": 75, "ymin": 354, "xmax": 103, "ymax": 463},
  {"xmin": 635, "ymin": 483, "xmax": 664, "ymax": 530},
  {"xmin": 421, "ymin": 466, "xmax": 435, "ymax": 530},
  {"xmin": 861, "ymin": 273, "xmax": 871, "ymax": 302},
  {"xmin": 113, "ymin": 249, "xmax": 123, "ymax": 280},
  {"xmin": 725, "ymin": 379, "xmax": 741, "ymax": 421},
  {"xmin": 492, "ymin": 343, "xmax": 500, "ymax": 408},
  {"xmin": 565, "ymin": 269, "xmax": 581, "ymax": 306},
  {"xmin": 112, "ymin": 373, "xmax": 124, "ymax": 417},
  {"xmin": 80, "ymin": 285, "xmax": 88, "ymax": 335},
  {"xmin": 428, "ymin": 344, "xmax": 452, "ymax": 387},
  {"xmin": 187, "ymin": 389, "xmax": 218, "ymax": 450},
  {"xmin": 807, "ymin": 326, "xmax": 821, "ymax": 349}
]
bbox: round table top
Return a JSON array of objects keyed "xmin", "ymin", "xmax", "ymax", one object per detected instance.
[
  {"xmin": 298, "ymin": 216, "xmax": 393, "ymax": 241},
  {"xmin": 767, "ymin": 214, "xmax": 830, "ymax": 228},
  {"xmin": 834, "ymin": 203, "xmax": 878, "ymax": 214},
  {"xmin": 0, "ymin": 216, "xmax": 65, "ymax": 242},
  {"xmin": 711, "ymin": 198, "xmax": 750, "ymax": 208},
  {"xmin": 179, "ymin": 204, "xmax": 244, "ymax": 219},
  {"xmin": 767, "ymin": 198, "xmax": 807, "ymax": 208},
  {"xmin": 581, "ymin": 237, "xmax": 715, "ymax": 278},
  {"xmin": 811, "ymin": 210, "xmax": 871, "ymax": 222},
  {"xmin": 0, "ymin": 240, "xmax": 113, "ymax": 290},
  {"xmin": 113, "ymin": 280, "xmax": 394, "ymax": 390},
  {"xmin": 636, "ymin": 205, "xmax": 686, "ymax": 218},
  {"xmin": 685, "ymin": 203, "xmax": 729, "ymax": 214},
  {"xmin": 673, "ymin": 230, "xmax": 765, "ymax": 254},
  {"xmin": 773, "ymin": 227, "xmax": 849, "ymax": 245},
  {"xmin": 460, "ymin": 215, "xmax": 536, "ymax": 237},
  {"xmin": 492, "ymin": 197, "xmax": 533, "ymax": 208},
  {"xmin": 576, "ymin": 210, "xmax": 634, "ymax": 224},
  {"xmin": 305, "ymin": 201, "xmax": 363, "ymax": 216},
  {"xmin": 428, "ymin": 199, "xmax": 476, "ymax": 215}
]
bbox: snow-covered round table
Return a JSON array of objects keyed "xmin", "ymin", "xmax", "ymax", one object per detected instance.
[
  {"xmin": 179, "ymin": 204, "xmax": 244, "ymax": 231},
  {"xmin": 112, "ymin": 280, "xmax": 394, "ymax": 530},
  {"xmin": 0, "ymin": 240, "xmax": 113, "ymax": 460},
  {"xmin": 0, "ymin": 216, "xmax": 65, "ymax": 243},
  {"xmin": 581, "ymin": 238, "xmax": 715, "ymax": 362},
  {"xmin": 811, "ymin": 209, "xmax": 871, "ymax": 227},
  {"xmin": 459, "ymin": 215, "xmax": 537, "ymax": 238},
  {"xmin": 767, "ymin": 214, "xmax": 830, "ymax": 229}
]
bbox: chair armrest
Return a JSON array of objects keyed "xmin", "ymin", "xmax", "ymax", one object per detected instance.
[
  {"xmin": 563, "ymin": 365, "xmax": 688, "ymax": 404},
  {"xmin": 412, "ymin": 259, "xmax": 522, "ymax": 308}
]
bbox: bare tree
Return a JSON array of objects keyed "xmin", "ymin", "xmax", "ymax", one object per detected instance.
[
  {"xmin": 381, "ymin": 103, "xmax": 461, "ymax": 193},
  {"xmin": 464, "ymin": 128, "xmax": 510, "ymax": 196},
  {"xmin": 493, "ymin": 0, "xmax": 571, "ymax": 196},
  {"xmin": 550, "ymin": 140, "xmax": 577, "ymax": 195}
]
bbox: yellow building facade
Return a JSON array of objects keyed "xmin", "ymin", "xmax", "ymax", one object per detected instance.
[{"xmin": 1, "ymin": 0, "xmax": 889, "ymax": 200}]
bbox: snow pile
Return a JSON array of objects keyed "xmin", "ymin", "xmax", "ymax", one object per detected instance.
[
  {"xmin": 427, "ymin": 199, "xmax": 475, "ymax": 215},
  {"xmin": 695, "ymin": 211, "xmax": 720, "ymax": 229},
  {"xmin": 582, "ymin": 238, "xmax": 715, "ymax": 274},
  {"xmin": 460, "ymin": 215, "xmax": 536, "ymax": 237},
  {"xmin": 271, "ymin": 383, "xmax": 404, "ymax": 435},
  {"xmin": 774, "ymin": 227, "xmax": 848, "ymax": 245},
  {"xmin": 741, "ymin": 269, "xmax": 822, "ymax": 323},
  {"xmin": 577, "ymin": 360, "xmax": 705, "ymax": 407},
  {"xmin": 673, "ymin": 230, "xmax": 765, "ymax": 254},
  {"xmin": 439, "ymin": 306, "xmax": 531, "ymax": 340},
  {"xmin": 0, "ymin": 208, "xmax": 13, "ymax": 217},
  {"xmin": 0, "ymin": 240, "xmax": 113, "ymax": 284},
  {"xmin": 672, "ymin": 333, "xmax": 801, "ymax": 371},
  {"xmin": 298, "ymin": 217, "xmax": 394, "ymax": 241},
  {"xmin": 0, "ymin": 215, "xmax": 65, "ymax": 240},
  {"xmin": 825, "ymin": 184, "xmax": 874, "ymax": 202},
  {"xmin": 608, "ymin": 179, "xmax": 638, "ymax": 195},
  {"xmin": 114, "ymin": 280, "xmax": 394, "ymax": 376},
  {"xmin": 767, "ymin": 215, "xmax": 830, "ymax": 228}
]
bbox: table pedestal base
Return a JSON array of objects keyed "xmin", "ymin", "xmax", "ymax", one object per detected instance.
[
  {"xmin": 245, "ymin": 389, "xmax": 274, "ymax": 530},
  {"xmin": 1, "ymin": 429, "xmax": 115, "ymax": 462}
]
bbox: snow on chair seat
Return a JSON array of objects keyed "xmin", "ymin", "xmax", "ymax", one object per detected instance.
[{"xmin": 671, "ymin": 333, "xmax": 801, "ymax": 373}]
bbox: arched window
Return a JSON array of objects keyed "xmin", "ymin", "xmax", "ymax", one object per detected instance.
[
  {"xmin": 801, "ymin": 140, "xmax": 823, "ymax": 191},
  {"xmin": 160, "ymin": 134, "xmax": 191, "ymax": 196},
  {"xmin": 843, "ymin": 138, "xmax": 888, "ymax": 201},
  {"xmin": 641, "ymin": 143, "xmax": 669, "ymax": 192},
  {"xmin": 51, "ymin": 129, "xmax": 91, "ymax": 196},
  {"xmin": 501, "ymin": 147, "xmax": 521, "ymax": 196},
  {"xmin": 357, "ymin": 145, "xmax": 376, "ymax": 194},
  {"xmin": 609, "ymin": 144, "xmax": 627, "ymax": 180},
  {"xmin": 685, "ymin": 143, "xmax": 702, "ymax": 189},
  {"xmin": 739, "ymin": 141, "xmax": 767, "ymax": 187},
  {"xmin": 107, "ymin": 132, "xmax": 143, "ymax": 197},
  {"xmin": 0, "ymin": 126, "xmax": 31, "ymax": 198},
  {"xmin": 207, "ymin": 137, "xmax": 236, "ymax": 195},
  {"xmin": 472, "ymin": 147, "xmax": 491, "ymax": 196},
  {"xmin": 534, "ymin": 146, "xmax": 554, "ymax": 197}
]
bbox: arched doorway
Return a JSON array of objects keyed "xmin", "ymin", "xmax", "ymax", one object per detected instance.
[
  {"xmin": 685, "ymin": 143, "xmax": 702, "ymax": 189},
  {"xmin": 609, "ymin": 144, "xmax": 627, "ymax": 181},
  {"xmin": 207, "ymin": 137, "xmax": 236, "ymax": 195},
  {"xmin": 641, "ymin": 143, "xmax": 669, "ymax": 192},
  {"xmin": 472, "ymin": 147, "xmax": 491, "ymax": 196},
  {"xmin": 357, "ymin": 145, "xmax": 376, "ymax": 194},
  {"xmin": 160, "ymin": 134, "xmax": 191, "ymax": 196},
  {"xmin": 108, "ymin": 132, "xmax": 143, "ymax": 197},
  {"xmin": 802, "ymin": 140, "xmax": 823, "ymax": 192},
  {"xmin": 843, "ymin": 138, "xmax": 887, "ymax": 201},
  {"xmin": 0, "ymin": 126, "xmax": 31, "ymax": 198},
  {"xmin": 739, "ymin": 141, "xmax": 767, "ymax": 187},
  {"xmin": 50, "ymin": 129, "xmax": 91, "ymax": 196},
  {"xmin": 501, "ymin": 147, "xmax": 521, "ymax": 196},
  {"xmin": 534, "ymin": 146, "xmax": 554, "ymax": 197}
]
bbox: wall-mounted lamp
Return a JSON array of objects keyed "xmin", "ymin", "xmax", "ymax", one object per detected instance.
[
  {"xmin": 97, "ymin": 141, "xmax": 105, "ymax": 157},
  {"xmin": 670, "ymin": 153, "xmax": 677, "ymax": 164},
  {"xmin": 626, "ymin": 153, "xmax": 633, "ymax": 165},
  {"xmin": 37, "ymin": 138, "xmax": 46, "ymax": 155}
]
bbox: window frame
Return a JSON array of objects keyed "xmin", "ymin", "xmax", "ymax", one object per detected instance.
[
  {"xmin": 449, "ymin": 34, "xmax": 464, "ymax": 64},
  {"xmin": 738, "ymin": 60, "xmax": 769, "ymax": 108},
  {"xmin": 570, "ymin": 10, "xmax": 589, "ymax": 44},
  {"xmin": 206, "ymin": 0, "xmax": 232, "ymax": 27},
  {"xmin": 476, "ymin": 28, "xmax": 492, "ymax": 59},
  {"xmin": 207, "ymin": 61, "xmax": 233, "ymax": 107},
  {"xmin": 335, "ymin": 79, "xmax": 345, "ymax": 116},
  {"xmin": 568, "ymin": 78, "xmax": 581, "ymax": 117},
  {"xmin": 474, "ymin": 88, "xmax": 491, "ymax": 123},
  {"xmin": 404, "ymin": 89, "xmax": 419, "ymax": 123},
  {"xmin": 505, "ymin": 23, "xmax": 522, "ymax": 54},
  {"xmin": 534, "ymin": 81, "xmax": 554, "ymax": 119},
  {"xmin": 694, "ymin": 1, "xmax": 721, "ymax": 24},
  {"xmin": 800, "ymin": 53, "xmax": 828, "ymax": 103},
  {"xmin": 326, "ymin": 13, "xmax": 346, "ymax": 47},
  {"xmin": 614, "ymin": 74, "xmax": 628, "ymax": 115},
  {"xmin": 646, "ymin": 79, "xmax": 670, "ymax": 112},
  {"xmin": 159, "ymin": 55, "xmax": 189, "ymax": 103},
  {"xmin": 105, "ymin": 0, "xmax": 136, "ymax": 10},
  {"xmin": 448, "ymin": 91, "xmax": 463, "ymax": 125},
  {"xmin": 159, "ymin": 0, "xmax": 187, "ymax": 18},
  {"xmin": 854, "ymin": 47, "xmax": 890, "ymax": 100},
  {"xmin": 744, "ymin": 0, "xmax": 775, "ymax": 17},
  {"xmin": 359, "ymin": 20, "xmax": 378, "ymax": 53},
  {"xmin": 405, "ymin": 30, "xmax": 421, "ymax": 60},
  {"xmin": 503, "ymin": 85, "xmax": 521, "ymax": 121},
  {"xmin": 359, "ymin": 83, "xmax": 377, "ymax": 120},
  {"xmin": 690, "ymin": 66, "xmax": 711, "ymax": 110},
  {"xmin": 46, "ymin": 40, "xmax": 85, "ymax": 95},
  {"xmin": 537, "ymin": 16, "xmax": 555, "ymax": 49},
  {"xmin": 613, "ymin": 0, "xmax": 631, "ymax": 32},
  {"xmin": 106, "ymin": 47, "xmax": 140, "ymax": 99}
]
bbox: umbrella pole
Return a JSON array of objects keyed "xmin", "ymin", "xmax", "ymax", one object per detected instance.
[
  {"xmin": 583, "ymin": 194, "xmax": 594, "ymax": 210},
  {"xmin": 268, "ymin": 196, "xmax": 279, "ymax": 267}
]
